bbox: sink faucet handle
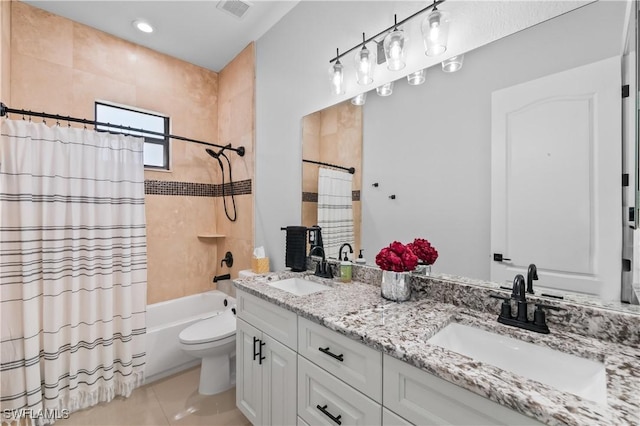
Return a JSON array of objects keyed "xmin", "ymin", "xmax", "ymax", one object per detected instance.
[
  {"xmin": 532, "ymin": 303, "xmax": 564, "ymax": 330},
  {"xmin": 490, "ymin": 294, "xmax": 513, "ymax": 319}
]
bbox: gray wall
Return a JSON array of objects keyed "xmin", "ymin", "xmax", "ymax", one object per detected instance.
[{"xmin": 362, "ymin": 1, "xmax": 626, "ymax": 279}]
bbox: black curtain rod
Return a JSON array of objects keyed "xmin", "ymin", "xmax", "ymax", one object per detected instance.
[
  {"xmin": 303, "ymin": 159, "xmax": 355, "ymax": 174},
  {"xmin": 0, "ymin": 102, "xmax": 245, "ymax": 157},
  {"xmin": 329, "ymin": 0, "xmax": 446, "ymax": 63}
]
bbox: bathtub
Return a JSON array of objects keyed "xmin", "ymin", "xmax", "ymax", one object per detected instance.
[{"xmin": 145, "ymin": 289, "xmax": 235, "ymax": 384}]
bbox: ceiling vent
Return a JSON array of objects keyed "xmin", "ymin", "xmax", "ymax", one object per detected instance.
[{"xmin": 216, "ymin": 0, "xmax": 252, "ymax": 19}]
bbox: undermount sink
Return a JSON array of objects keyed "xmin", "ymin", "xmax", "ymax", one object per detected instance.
[
  {"xmin": 267, "ymin": 277, "xmax": 331, "ymax": 296},
  {"xmin": 427, "ymin": 322, "xmax": 607, "ymax": 405}
]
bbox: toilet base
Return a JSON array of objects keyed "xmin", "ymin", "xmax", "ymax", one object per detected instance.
[{"xmin": 198, "ymin": 353, "xmax": 233, "ymax": 395}]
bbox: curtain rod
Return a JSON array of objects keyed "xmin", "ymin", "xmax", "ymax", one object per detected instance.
[
  {"xmin": 0, "ymin": 102, "xmax": 245, "ymax": 157},
  {"xmin": 303, "ymin": 159, "xmax": 355, "ymax": 174}
]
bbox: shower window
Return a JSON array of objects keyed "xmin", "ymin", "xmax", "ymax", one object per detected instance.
[{"xmin": 95, "ymin": 101, "xmax": 170, "ymax": 170}]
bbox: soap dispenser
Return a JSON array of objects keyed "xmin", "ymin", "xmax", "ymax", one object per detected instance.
[
  {"xmin": 355, "ymin": 249, "xmax": 366, "ymax": 265},
  {"xmin": 339, "ymin": 243, "xmax": 353, "ymax": 283},
  {"xmin": 340, "ymin": 253, "xmax": 352, "ymax": 283}
]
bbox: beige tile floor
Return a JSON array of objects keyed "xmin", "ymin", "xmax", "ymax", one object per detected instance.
[{"xmin": 57, "ymin": 367, "xmax": 251, "ymax": 426}]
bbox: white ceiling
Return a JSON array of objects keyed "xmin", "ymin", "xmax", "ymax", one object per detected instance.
[{"xmin": 22, "ymin": 0, "xmax": 300, "ymax": 72}]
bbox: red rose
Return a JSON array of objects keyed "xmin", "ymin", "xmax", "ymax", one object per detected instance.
[
  {"xmin": 376, "ymin": 241, "xmax": 420, "ymax": 271},
  {"xmin": 407, "ymin": 238, "xmax": 438, "ymax": 265}
]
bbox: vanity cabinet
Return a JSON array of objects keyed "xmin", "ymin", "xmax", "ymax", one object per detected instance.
[
  {"xmin": 383, "ymin": 355, "xmax": 543, "ymax": 425},
  {"xmin": 236, "ymin": 291, "xmax": 297, "ymax": 426}
]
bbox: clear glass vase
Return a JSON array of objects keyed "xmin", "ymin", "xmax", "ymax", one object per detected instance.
[{"xmin": 381, "ymin": 270, "xmax": 411, "ymax": 302}]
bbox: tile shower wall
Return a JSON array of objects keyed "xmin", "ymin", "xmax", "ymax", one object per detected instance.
[
  {"xmin": 302, "ymin": 101, "xmax": 362, "ymax": 256},
  {"xmin": 7, "ymin": 3, "xmax": 255, "ymax": 304},
  {"xmin": 215, "ymin": 44, "xmax": 256, "ymax": 279}
]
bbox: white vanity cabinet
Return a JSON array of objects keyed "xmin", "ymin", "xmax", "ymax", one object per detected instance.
[
  {"xmin": 236, "ymin": 290, "xmax": 297, "ymax": 426},
  {"xmin": 383, "ymin": 355, "xmax": 544, "ymax": 425}
]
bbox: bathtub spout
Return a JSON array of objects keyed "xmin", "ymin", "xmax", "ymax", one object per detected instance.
[{"xmin": 213, "ymin": 274, "xmax": 231, "ymax": 283}]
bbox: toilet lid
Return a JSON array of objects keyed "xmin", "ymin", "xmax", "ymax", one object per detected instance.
[{"xmin": 179, "ymin": 310, "xmax": 236, "ymax": 345}]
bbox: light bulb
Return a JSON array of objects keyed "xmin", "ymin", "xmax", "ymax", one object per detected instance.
[
  {"xmin": 330, "ymin": 60, "xmax": 345, "ymax": 95},
  {"xmin": 383, "ymin": 29, "xmax": 406, "ymax": 71},
  {"xmin": 355, "ymin": 45, "xmax": 375, "ymax": 85},
  {"xmin": 422, "ymin": 9, "xmax": 450, "ymax": 57}
]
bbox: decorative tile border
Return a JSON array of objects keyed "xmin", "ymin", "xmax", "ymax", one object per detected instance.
[
  {"xmin": 302, "ymin": 191, "xmax": 360, "ymax": 202},
  {"xmin": 145, "ymin": 179, "xmax": 252, "ymax": 197}
]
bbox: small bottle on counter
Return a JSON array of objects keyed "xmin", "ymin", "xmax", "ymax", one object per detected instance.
[
  {"xmin": 355, "ymin": 249, "xmax": 366, "ymax": 265},
  {"xmin": 340, "ymin": 253, "xmax": 352, "ymax": 283}
]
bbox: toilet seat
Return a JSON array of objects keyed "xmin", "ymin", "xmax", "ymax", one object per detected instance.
[{"xmin": 179, "ymin": 310, "xmax": 236, "ymax": 345}]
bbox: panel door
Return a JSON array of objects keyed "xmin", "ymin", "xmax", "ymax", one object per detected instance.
[
  {"xmin": 261, "ymin": 334, "xmax": 297, "ymax": 426},
  {"xmin": 491, "ymin": 56, "xmax": 621, "ymax": 300},
  {"xmin": 236, "ymin": 318, "xmax": 263, "ymax": 425}
]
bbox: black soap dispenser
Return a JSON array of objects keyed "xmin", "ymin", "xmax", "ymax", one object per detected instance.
[{"xmin": 355, "ymin": 249, "xmax": 366, "ymax": 265}]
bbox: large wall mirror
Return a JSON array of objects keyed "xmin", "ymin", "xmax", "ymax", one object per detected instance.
[{"xmin": 301, "ymin": 0, "xmax": 639, "ymax": 307}]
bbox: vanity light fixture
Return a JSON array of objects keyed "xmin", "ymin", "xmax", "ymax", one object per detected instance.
[
  {"xmin": 328, "ymin": 0, "xmax": 450, "ymax": 96},
  {"xmin": 330, "ymin": 48, "xmax": 345, "ymax": 95},
  {"xmin": 133, "ymin": 19, "xmax": 154, "ymax": 34},
  {"xmin": 442, "ymin": 54, "xmax": 464, "ymax": 72},
  {"xmin": 422, "ymin": 6, "xmax": 450, "ymax": 56},
  {"xmin": 407, "ymin": 69, "xmax": 426, "ymax": 85},
  {"xmin": 355, "ymin": 33, "xmax": 375, "ymax": 85},
  {"xmin": 351, "ymin": 92, "xmax": 367, "ymax": 105},
  {"xmin": 376, "ymin": 82, "xmax": 394, "ymax": 97},
  {"xmin": 383, "ymin": 15, "xmax": 406, "ymax": 71}
]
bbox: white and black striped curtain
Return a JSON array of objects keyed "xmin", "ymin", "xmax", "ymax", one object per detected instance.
[
  {"xmin": 0, "ymin": 119, "xmax": 147, "ymax": 425},
  {"xmin": 317, "ymin": 167, "xmax": 354, "ymax": 259}
]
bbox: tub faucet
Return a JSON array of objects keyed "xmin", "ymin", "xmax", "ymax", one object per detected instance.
[
  {"xmin": 310, "ymin": 246, "xmax": 333, "ymax": 279},
  {"xmin": 527, "ymin": 263, "xmax": 538, "ymax": 294}
]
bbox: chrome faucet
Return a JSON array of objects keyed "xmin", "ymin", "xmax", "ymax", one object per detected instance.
[
  {"xmin": 310, "ymin": 246, "xmax": 333, "ymax": 279},
  {"xmin": 527, "ymin": 263, "xmax": 538, "ymax": 294}
]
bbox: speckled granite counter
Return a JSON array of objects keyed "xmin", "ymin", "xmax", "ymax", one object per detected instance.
[{"xmin": 234, "ymin": 271, "xmax": 640, "ymax": 426}]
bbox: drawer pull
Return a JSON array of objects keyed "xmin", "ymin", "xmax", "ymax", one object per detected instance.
[
  {"xmin": 316, "ymin": 404, "xmax": 342, "ymax": 425},
  {"xmin": 253, "ymin": 336, "xmax": 260, "ymax": 361},
  {"xmin": 259, "ymin": 340, "xmax": 266, "ymax": 365},
  {"xmin": 319, "ymin": 347, "xmax": 344, "ymax": 362}
]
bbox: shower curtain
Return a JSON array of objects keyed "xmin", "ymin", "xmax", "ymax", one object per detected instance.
[
  {"xmin": 0, "ymin": 119, "xmax": 147, "ymax": 425},
  {"xmin": 317, "ymin": 167, "xmax": 354, "ymax": 259}
]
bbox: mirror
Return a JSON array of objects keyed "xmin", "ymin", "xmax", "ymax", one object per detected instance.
[
  {"xmin": 301, "ymin": 1, "xmax": 639, "ymax": 309},
  {"xmin": 301, "ymin": 101, "xmax": 363, "ymax": 258}
]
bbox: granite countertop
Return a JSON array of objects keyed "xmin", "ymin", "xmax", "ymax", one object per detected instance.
[{"xmin": 233, "ymin": 272, "xmax": 640, "ymax": 426}]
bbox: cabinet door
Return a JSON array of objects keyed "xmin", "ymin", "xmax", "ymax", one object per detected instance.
[
  {"xmin": 262, "ymin": 334, "xmax": 297, "ymax": 426},
  {"xmin": 236, "ymin": 318, "xmax": 262, "ymax": 425}
]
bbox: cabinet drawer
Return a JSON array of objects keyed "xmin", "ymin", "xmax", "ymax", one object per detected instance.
[
  {"xmin": 298, "ymin": 317, "xmax": 382, "ymax": 402},
  {"xmin": 236, "ymin": 289, "xmax": 297, "ymax": 350},
  {"xmin": 298, "ymin": 356, "xmax": 381, "ymax": 426},
  {"xmin": 383, "ymin": 355, "xmax": 544, "ymax": 425}
]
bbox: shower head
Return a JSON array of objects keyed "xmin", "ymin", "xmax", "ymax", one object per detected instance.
[{"xmin": 205, "ymin": 148, "xmax": 219, "ymax": 159}]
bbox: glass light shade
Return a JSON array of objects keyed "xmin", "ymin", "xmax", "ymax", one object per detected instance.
[
  {"xmin": 407, "ymin": 69, "xmax": 426, "ymax": 85},
  {"xmin": 442, "ymin": 54, "xmax": 464, "ymax": 72},
  {"xmin": 355, "ymin": 46, "xmax": 375, "ymax": 85},
  {"xmin": 376, "ymin": 82, "xmax": 394, "ymax": 97},
  {"xmin": 383, "ymin": 29, "xmax": 406, "ymax": 71},
  {"xmin": 351, "ymin": 92, "xmax": 367, "ymax": 106},
  {"xmin": 422, "ymin": 9, "xmax": 450, "ymax": 56},
  {"xmin": 329, "ymin": 60, "xmax": 345, "ymax": 95}
]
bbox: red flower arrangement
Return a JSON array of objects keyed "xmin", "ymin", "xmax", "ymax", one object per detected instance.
[
  {"xmin": 407, "ymin": 238, "xmax": 439, "ymax": 265},
  {"xmin": 375, "ymin": 241, "xmax": 419, "ymax": 272}
]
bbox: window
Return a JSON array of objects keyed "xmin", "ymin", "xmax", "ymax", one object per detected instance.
[{"xmin": 95, "ymin": 102, "xmax": 170, "ymax": 170}]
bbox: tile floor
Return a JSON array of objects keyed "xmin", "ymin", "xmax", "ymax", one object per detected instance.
[{"xmin": 57, "ymin": 367, "xmax": 251, "ymax": 426}]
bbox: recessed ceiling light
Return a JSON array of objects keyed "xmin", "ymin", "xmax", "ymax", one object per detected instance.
[{"xmin": 133, "ymin": 20, "xmax": 154, "ymax": 34}]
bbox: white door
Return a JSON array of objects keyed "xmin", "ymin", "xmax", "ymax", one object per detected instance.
[
  {"xmin": 491, "ymin": 56, "xmax": 621, "ymax": 300},
  {"xmin": 236, "ymin": 318, "xmax": 263, "ymax": 425},
  {"xmin": 262, "ymin": 334, "xmax": 297, "ymax": 426}
]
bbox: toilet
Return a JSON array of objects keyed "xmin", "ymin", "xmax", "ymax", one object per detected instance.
[{"xmin": 178, "ymin": 309, "xmax": 236, "ymax": 395}]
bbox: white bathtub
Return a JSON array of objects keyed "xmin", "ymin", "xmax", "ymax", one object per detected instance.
[{"xmin": 145, "ymin": 289, "xmax": 235, "ymax": 384}]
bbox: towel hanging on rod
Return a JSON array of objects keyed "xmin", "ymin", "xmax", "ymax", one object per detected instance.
[{"xmin": 0, "ymin": 102, "xmax": 245, "ymax": 156}]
